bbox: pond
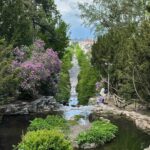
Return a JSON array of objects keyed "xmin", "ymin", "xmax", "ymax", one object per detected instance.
[
  {"xmin": 0, "ymin": 114, "xmax": 48, "ymax": 150},
  {"xmin": 0, "ymin": 114, "xmax": 150, "ymax": 150},
  {"xmin": 94, "ymin": 116, "xmax": 150, "ymax": 150}
]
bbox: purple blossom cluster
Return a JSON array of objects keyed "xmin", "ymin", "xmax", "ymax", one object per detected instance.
[
  {"xmin": 34, "ymin": 39, "xmax": 45, "ymax": 50},
  {"xmin": 13, "ymin": 47, "xmax": 25, "ymax": 61},
  {"xmin": 12, "ymin": 40, "xmax": 61, "ymax": 96}
]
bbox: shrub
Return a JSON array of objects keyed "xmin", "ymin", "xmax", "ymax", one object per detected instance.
[
  {"xmin": 76, "ymin": 45, "xmax": 99, "ymax": 105},
  {"xmin": 77, "ymin": 120, "xmax": 118, "ymax": 146},
  {"xmin": 12, "ymin": 40, "xmax": 61, "ymax": 99},
  {"xmin": 0, "ymin": 39, "xmax": 21, "ymax": 104},
  {"xmin": 14, "ymin": 129, "xmax": 73, "ymax": 150},
  {"xmin": 55, "ymin": 47, "xmax": 73, "ymax": 103},
  {"xmin": 28, "ymin": 115, "xmax": 69, "ymax": 132}
]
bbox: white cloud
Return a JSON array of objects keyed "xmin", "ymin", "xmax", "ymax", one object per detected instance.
[{"xmin": 55, "ymin": 0, "xmax": 93, "ymax": 39}]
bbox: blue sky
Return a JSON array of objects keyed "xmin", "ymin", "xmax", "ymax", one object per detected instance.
[{"xmin": 55, "ymin": 0, "xmax": 94, "ymax": 40}]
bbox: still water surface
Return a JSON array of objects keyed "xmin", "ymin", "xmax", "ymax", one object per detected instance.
[{"xmin": 0, "ymin": 114, "xmax": 150, "ymax": 150}]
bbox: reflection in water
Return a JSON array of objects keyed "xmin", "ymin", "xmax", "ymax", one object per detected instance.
[
  {"xmin": 94, "ymin": 117, "xmax": 150, "ymax": 150},
  {"xmin": 0, "ymin": 115, "xmax": 150, "ymax": 150},
  {"xmin": 0, "ymin": 115, "xmax": 35, "ymax": 150}
]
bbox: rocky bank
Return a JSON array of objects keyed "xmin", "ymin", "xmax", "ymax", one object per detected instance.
[
  {"xmin": 92, "ymin": 104, "xmax": 150, "ymax": 135},
  {"xmin": 0, "ymin": 96, "xmax": 60, "ymax": 116}
]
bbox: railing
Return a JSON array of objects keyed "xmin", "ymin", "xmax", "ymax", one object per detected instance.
[{"xmin": 112, "ymin": 94, "xmax": 132, "ymax": 108}]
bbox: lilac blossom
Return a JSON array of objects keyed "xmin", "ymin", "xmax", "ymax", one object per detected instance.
[
  {"xmin": 12, "ymin": 40, "xmax": 61, "ymax": 96},
  {"xmin": 34, "ymin": 39, "xmax": 45, "ymax": 50}
]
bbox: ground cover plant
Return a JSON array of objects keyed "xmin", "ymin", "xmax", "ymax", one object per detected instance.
[
  {"xmin": 14, "ymin": 129, "xmax": 73, "ymax": 150},
  {"xmin": 28, "ymin": 115, "xmax": 69, "ymax": 132},
  {"xmin": 15, "ymin": 115, "xmax": 72, "ymax": 150},
  {"xmin": 77, "ymin": 120, "xmax": 118, "ymax": 146}
]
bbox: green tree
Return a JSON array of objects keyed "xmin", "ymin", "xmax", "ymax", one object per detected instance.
[
  {"xmin": 76, "ymin": 46, "xmax": 99, "ymax": 105},
  {"xmin": 0, "ymin": 0, "xmax": 69, "ymax": 57},
  {"xmin": 78, "ymin": 0, "xmax": 149, "ymax": 34},
  {"xmin": 0, "ymin": 39, "xmax": 21, "ymax": 104},
  {"xmin": 0, "ymin": 0, "xmax": 34, "ymax": 46}
]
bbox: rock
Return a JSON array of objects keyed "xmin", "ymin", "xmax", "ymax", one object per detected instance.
[
  {"xmin": 0, "ymin": 96, "xmax": 59, "ymax": 115},
  {"xmin": 80, "ymin": 143, "xmax": 97, "ymax": 149},
  {"xmin": 88, "ymin": 97, "xmax": 97, "ymax": 105},
  {"xmin": 99, "ymin": 117, "xmax": 110, "ymax": 123},
  {"xmin": 144, "ymin": 145, "xmax": 150, "ymax": 150},
  {"xmin": 93, "ymin": 105, "xmax": 150, "ymax": 134}
]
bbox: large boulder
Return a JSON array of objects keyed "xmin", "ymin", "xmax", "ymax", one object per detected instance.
[
  {"xmin": 88, "ymin": 97, "xmax": 97, "ymax": 105},
  {"xmin": 0, "ymin": 96, "xmax": 60, "ymax": 115}
]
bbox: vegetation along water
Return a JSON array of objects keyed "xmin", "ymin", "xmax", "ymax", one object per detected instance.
[{"xmin": 0, "ymin": 0, "xmax": 150, "ymax": 150}]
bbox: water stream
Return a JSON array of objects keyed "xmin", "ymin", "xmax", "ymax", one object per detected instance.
[
  {"xmin": 62, "ymin": 54, "xmax": 93, "ymax": 125},
  {"xmin": 0, "ymin": 54, "xmax": 150, "ymax": 150},
  {"xmin": 61, "ymin": 54, "xmax": 150, "ymax": 150}
]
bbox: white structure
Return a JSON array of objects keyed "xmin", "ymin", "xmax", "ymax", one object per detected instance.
[{"xmin": 78, "ymin": 39, "xmax": 94, "ymax": 53}]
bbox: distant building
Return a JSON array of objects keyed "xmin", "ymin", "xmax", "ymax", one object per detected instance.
[{"xmin": 78, "ymin": 39, "xmax": 94, "ymax": 53}]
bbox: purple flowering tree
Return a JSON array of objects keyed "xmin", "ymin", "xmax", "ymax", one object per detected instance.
[{"xmin": 12, "ymin": 40, "xmax": 61, "ymax": 98}]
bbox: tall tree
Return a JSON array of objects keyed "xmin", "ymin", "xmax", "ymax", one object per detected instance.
[
  {"xmin": 0, "ymin": 0, "xmax": 69, "ymax": 57},
  {"xmin": 78, "ymin": 0, "xmax": 149, "ymax": 34},
  {"xmin": 0, "ymin": 0, "xmax": 34, "ymax": 46}
]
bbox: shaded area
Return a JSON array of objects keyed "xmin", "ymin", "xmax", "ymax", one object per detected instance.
[
  {"xmin": 0, "ymin": 114, "xmax": 54, "ymax": 150},
  {"xmin": 88, "ymin": 116, "xmax": 150, "ymax": 150}
]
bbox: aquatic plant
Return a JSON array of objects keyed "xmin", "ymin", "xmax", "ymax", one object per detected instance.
[{"xmin": 77, "ymin": 120, "xmax": 118, "ymax": 146}]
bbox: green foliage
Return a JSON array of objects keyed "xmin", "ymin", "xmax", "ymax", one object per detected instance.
[
  {"xmin": 92, "ymin": 22, "xmax": 150, "ymax": 102},
  {"xmin": 55, "ymin": 47, "xmax": 73, "ymax": 103},
  {"xmin": 76, "ymin": 45, "xmax": 99, "ymax": 105},
  {"xmin": 78, "ymin": 0, "xmax": 149, "ymax": 33},
  {"xmin": 28, "ymin": 115, "xmax": 69, "ymax": 132},
  {"xmin": 0, "ymin": 0, "xmax": 69, "ymax": 56},
  {"xmin": 74, "ymin": 115, "xmax": 85, "ymax": 121},
  {"xmin": 78, "ymin": 0, "xmax": 150, "ymax": 103},
  {"xmin": 0, "ymin": 39, "xmax": 21, "ymax": 104},
  {"xmin": 14, "ymin": 129, "xmax": 73, "ymax": 150},
  {"xmin": 77, "ymin": 120, "xmax": 118, "ymax": 146}
]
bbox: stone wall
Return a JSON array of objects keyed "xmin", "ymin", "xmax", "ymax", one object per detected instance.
[{"xmin": 0, "ymin": 96, "xmax": 60, "ymax": 115}]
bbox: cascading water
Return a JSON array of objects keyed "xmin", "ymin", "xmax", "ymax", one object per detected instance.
[
  {"xmin": 62, "ymin": 54, "xmax": 93, "ymax": 124},
  {"xmin": 69, "ymin": 54, "xmax": 80, "ymax": 106}
]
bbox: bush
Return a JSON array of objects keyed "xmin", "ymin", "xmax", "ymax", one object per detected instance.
[
  {"xmin": 0, "ymin": 39, "xmax": 62, "ymax": 103},
  {"xmin": 55, "ymin": 47, "xmax": 73, "ymax": 103},
  {"xmin": 28, "ymin": 115, "xmax": 69, "ymax": 132},
  {"xmin": 12, "ymin": 40, "xmax": 61, "ymax": 99},
  {"xmin": 14, "ymin": 129, "xmax": 73, "ymax": 150},
  {"xmin": 77, "ymin": 120, "xmax": 118, "ymax": 146},
  {"xmin": 0, "ymin": 39, "xmax": 21, "ymax": 104},
  {"xmin": 76, "ymin": 45, "xmax": 99, "ymax": 105}
]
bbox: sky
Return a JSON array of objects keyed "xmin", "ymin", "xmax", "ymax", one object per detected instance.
[{"xmin": 55, "ymin": 0, "xmax": 94, "ymax": 40}]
